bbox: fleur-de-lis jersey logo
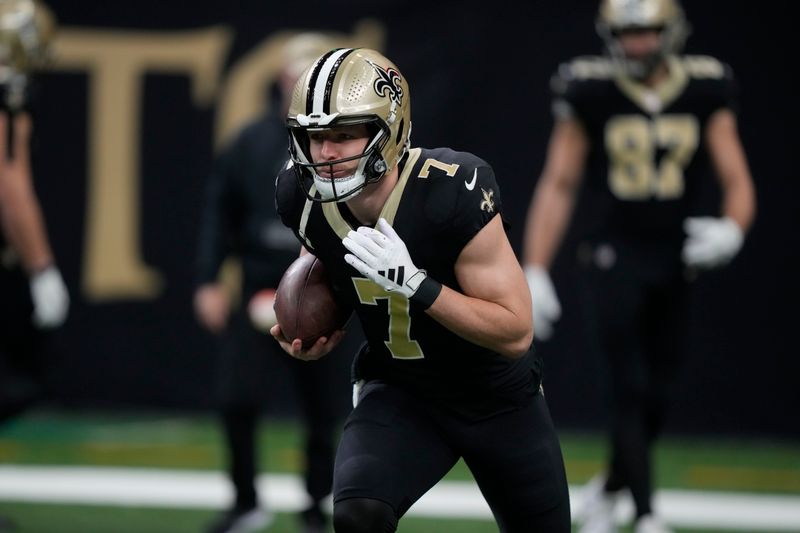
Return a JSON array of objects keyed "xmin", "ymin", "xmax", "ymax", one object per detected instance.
[
  {"xmin": 480, "ymin": 188, "xmax": 495, "ymax": 213},
  {"xmin": 367, "ymin": 59, "xmax": 404, "ymax": 105}
]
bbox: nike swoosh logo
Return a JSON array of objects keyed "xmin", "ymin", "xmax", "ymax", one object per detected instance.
[{"xmin": 465, "ymin": 169, "xmax": 477, "ymax": 191}]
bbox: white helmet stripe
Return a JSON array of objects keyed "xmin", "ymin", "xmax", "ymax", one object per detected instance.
[{"xmin": 312, "ymin": 48, "xmax": 352, "ymax": 115}]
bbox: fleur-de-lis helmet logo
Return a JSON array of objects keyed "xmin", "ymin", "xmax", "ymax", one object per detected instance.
[{"xmin": 367, "ymin": 59, "xmax": 404, "ymax": 105}]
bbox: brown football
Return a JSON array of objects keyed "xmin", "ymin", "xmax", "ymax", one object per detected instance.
[{"xmin": 274, "ymin": 253, "xmax": 350, "ymax": 349}]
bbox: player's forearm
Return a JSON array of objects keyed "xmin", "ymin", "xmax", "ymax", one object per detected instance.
[
  {"xmin": 524, "ymin": 177, "xmax": 577, "ymax": 269},
  {"xmin": 425, "ymin": 287, "xmax": 532, "ymax": 359},
  {"xmin": 0, "ymin": 184, "xmax": 54, "ymax": 273},
  {"xmin": 722, "ymin": 172, "xmax": 756, "ymax": 233},
  {"xmin": 194, "ymin": 210, "xmax": 230, "ymax": 285},
  {"xmin": 707, "ymin": 109, "xmax": 756, "ymax": 233}
]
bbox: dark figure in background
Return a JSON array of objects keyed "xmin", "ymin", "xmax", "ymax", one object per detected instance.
[
  {"xmin": 194, "ymin": 33, "xmax": 358, "ymax": 533},
  {"xmin": 523, "ymin": 1, "xmax": 756, "ymax": 532},
  {"xmin": 272, "ymin": 47, "xmax": 571, "ymax": 533}
]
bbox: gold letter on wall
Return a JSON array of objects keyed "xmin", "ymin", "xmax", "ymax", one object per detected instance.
[{"xmin": 53, "ymin": 27, "xmax": 232, "ymax": 300}]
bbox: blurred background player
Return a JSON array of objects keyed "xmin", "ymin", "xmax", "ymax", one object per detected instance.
[
  {"xmin": 0, "ymin": 1, "xmax": 68, "ymax": 530},
  {"xmin": 523, "ymin": 0, "xmax": 756, "ymax": 532},
  {"xmin": 0, "ymin": 0, "xmax": 68, "ymax": 431},
  {"xmin": 193, "ymin": 32, "xmax": 359, "ymax": 533}
]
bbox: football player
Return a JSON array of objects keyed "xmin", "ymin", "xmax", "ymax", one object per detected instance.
[
  {"xmin": 522, "ymin": 1, "xmax": 756, "ymax": 532},
  {"xmin": 272, "ymin": 48, "xmax": 571, "ymax": 532},
  {"xmin": 0, "ymin": 0, "xmax": 69, "ymax": 426}
]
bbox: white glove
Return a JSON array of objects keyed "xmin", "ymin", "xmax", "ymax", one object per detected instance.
[
  {"xmin": 682, "ymin": 216, "xmax": 744, "ymax": 269},
  {"xmin": 524, "ymin": 265, "xmax": 561, "ymax": 341},
  {"xmin": 342, "ymin": 218, "xmax": 427, "ymax": 299},
  {"xmin": 29, "ymin": 265, "xmax": 70, "ymax": 328}
]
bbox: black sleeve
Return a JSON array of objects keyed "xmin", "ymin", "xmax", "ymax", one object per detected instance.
[
  {"xmin": 716, "ymin": 63, "xmax": 740, "ymax": 115},
  {"xmin": 685, "ymin": 56, "xmax": 741, "ymax": 117},
  {"xmin": 194, "ymin": 135, "xmax": 243, "ymax": 287},
  {"xmin": 275, "ymin": 165, "xmax": 298, "ymax": 229},
  {"xmin": 550, "ymin": 61, "xmax": 581, "ymax": 121},
  {"xmin": 448, "ymin": 163, "xmax": 503, "ymax": 251},
  {"xmin": 274, "ymin": 165, "xmax": 311, "ymax": 250},
  {"xmin": 549, "ymin": 57, "xmax": 609, "ymax": 124}
]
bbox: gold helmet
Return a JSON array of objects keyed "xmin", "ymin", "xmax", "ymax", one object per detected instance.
[
  {"xmin": 0, "ymin": 0, "xmax": 55, "ymax": 74},
  {"xmin": 286, "ymin": 48, "xmax": 411, "ymax": 203},
  {"xmin": 0, "ymin": 0, "xmax": 56, "ymax": 109},
  {"xmin": 596, "ymin": 0, "xmax": 689, "ymax": 79}
]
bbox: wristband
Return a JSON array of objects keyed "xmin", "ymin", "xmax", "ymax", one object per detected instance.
[{"xmin": 409, "ymin": 276, "xmax": 442, "ymax": 310}]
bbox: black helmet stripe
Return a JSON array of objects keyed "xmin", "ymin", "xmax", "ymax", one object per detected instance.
[
  {"xmin": 305, "ymin": 48, "xmax": 339, "ymax": 116},
  {"xmin": 323, "ymin": 48, "xmax": 357, "ymax": 114},
  {"xmin": 306, "ymin": 49, "xmax": 336, "ymax": 115},
  {"xmin": 307, "ymin": 48, "xmax": 354, "ymax": 115}
]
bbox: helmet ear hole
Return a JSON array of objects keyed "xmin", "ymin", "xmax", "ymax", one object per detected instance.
[{"xmin": 395, "ymin": 119, "xmax": 405, "ymax": 145}]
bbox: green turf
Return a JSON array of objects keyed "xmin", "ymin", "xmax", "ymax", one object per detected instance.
[
  {"xmin": 0, "ymin": 409, "xmax": 798, "ymax": 533},
  {"xmin": 1, "ymin": 409, "xmax": 798, "ymax": 494},
  {"xmin": 559, "ymin": 430, "xmax": 800, "ymax": 493}
]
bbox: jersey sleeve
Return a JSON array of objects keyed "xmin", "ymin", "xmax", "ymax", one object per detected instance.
[
  {"xmin": 417, "ymin": 148, "xmax": 504, "ymax": 252},
  {"xmin": 274, "ymin": 164, "xmax": 304, "ymax": 236},
  {"xmin": 446, "ymin": 162, "xmax": 504, "ymax": 251},
  {"xmin": 714, "ymin": 62, "xmax": 740, "ymax": 115},
  {"xmin": 550, "ymin": 62, "xmax": 580, "ymax": 121},
  {"xmin": 194, "ymin": 130, "xmax": 245, "ymax": 287},
  {"xmin": 684, "ymin": 55, "xmax": 741, "ymax": 116},
  {"xmin": 549, "ymin": 57, "xmax": 611, "ymax": 122}
]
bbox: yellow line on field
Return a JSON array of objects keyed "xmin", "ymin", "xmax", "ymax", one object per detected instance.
[
  {"xmin": 688, "ymin": 466, "xmax": 800, "ymax": 493},
  {"xmin": 79, "ymin": 443, "xmax": 218, "ymax": 467},
  {"xmin": 563, "ymin": 459, "xmax": 605, "ymax": 482},
  {"xmin": 0, "ymin": 441, "xmax": 23, "ymax": 460}
]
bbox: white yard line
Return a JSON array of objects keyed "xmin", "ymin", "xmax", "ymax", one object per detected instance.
[{"xmin": 0, "ymin": 466, "xmax": 799, "ymax": 530}]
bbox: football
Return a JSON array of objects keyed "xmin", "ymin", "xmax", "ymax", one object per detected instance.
[{"xmin": 274, "ymin": 253, "xmax": 350, "ymax": 349}]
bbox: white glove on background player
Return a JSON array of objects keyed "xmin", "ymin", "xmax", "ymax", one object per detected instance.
[
  {"xmin": 248, "ymin": 288, "xmax": 277, "ymax": 332},
  {"xmin": 524, "ymin": 265, "xmax": 561, "ymax": 341},
  {"xmin": 343, "ymin": 218, "xmax": 427, "ymax": 298},
  {"xmin": 29, "ymin": 265, "xmax": 70, "ymax": 328},
  {"xmin": 682, "ymin": 216, "xmax": 744, "ymax": 269}
]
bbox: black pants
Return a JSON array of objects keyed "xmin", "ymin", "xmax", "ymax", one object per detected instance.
[
  {"xmin": 582, "ymin": 251, "xmax": 689, "ymax": 518},
  {"xmin": 0, "ymin": 265, "xmax": 45, "ymax": 425},
  {"xmin": 214, "ymin": 310, "xmax": 356, "ymax": 510},
  {"xmin": 333, "ymin": 381, "xmax": 571, "ymax": 532}
]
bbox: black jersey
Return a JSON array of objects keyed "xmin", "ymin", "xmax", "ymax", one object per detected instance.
[
  {"xmin": 553, "ymin": 55, "xmax": 738, "ymax": 257},
  {"xmin": 0, "ymin": 225, "xmax": 13, "ymax": 274},
  {"xmin": 276, "ymin": 147, "xmax": 541, "ymax": 420},
  {"xmin": 194, "ymin": 111, "xmax": 300, "ymax": 299}
]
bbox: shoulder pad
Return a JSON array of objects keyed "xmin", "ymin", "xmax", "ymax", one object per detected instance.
[
  {"xmin": 558, "ymin": 56, "xmax": 615, "ymax": 81},
  {"xmin": 681, "ymin": 55, "xmax": 729, "ymax": 79},
  {"xmin": 415, "ymin": 147, "xmax": 489, "ymax": 183}
]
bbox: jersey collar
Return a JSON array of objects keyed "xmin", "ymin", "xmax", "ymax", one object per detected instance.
[
  {"xmin": 322, "ymin": 148, "xmax": 422, "ymax": 239},
  {"xmin": 615, "ymin": 55, "xmax": 689, "ymax": 114}
]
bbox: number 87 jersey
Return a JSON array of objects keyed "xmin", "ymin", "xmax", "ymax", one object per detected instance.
[{"xmin": 552, "ymin": 54, "xmax": 739, "ymax": 250}]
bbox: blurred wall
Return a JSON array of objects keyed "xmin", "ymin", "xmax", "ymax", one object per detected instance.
[{"xmin": 29, "ymin": 0, "xmax": 798, "ymax": 438}]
